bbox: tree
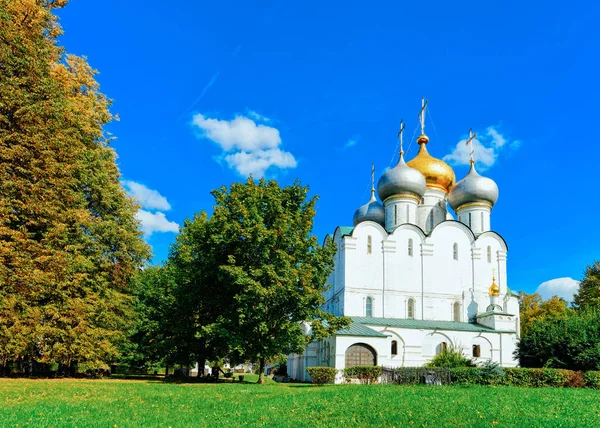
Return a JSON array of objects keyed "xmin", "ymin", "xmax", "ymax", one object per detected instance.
[
  {"xmin": 573, "ymin": 261, "xmax": 600, "ymax": 310},
  {"xmin": 516, "ymin": 309, "xmax": 600, "ymax": 371},
  {"xmin": 518, "ymin": 292, "xmax": 570, "ymax": 337},
  {"xmin": 0, "ymin": 0, "xmax": 149, "ymax": 374},
  {"xmin": 210, "ymin": 178, "xmax": 349, "ymax": 383}
]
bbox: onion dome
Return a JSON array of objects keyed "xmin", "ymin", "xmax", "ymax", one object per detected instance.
[
  {"xmin": 377, "ymin": 153, "xmax": 426, "ymax": 202},
  {"xmin": 353, "ymin": 191, "xmax": 385, "ymax": 226},
  {"xmin": 488, "ymin": 275, "xmax": 500, "ymax": 297},
  {"xmin": 406, "ymin": 134, "xmax": 456, "ymax": 193},
  {"xmin": 448, "ymin": 162, "xmax": 499, "ymax": 211}
]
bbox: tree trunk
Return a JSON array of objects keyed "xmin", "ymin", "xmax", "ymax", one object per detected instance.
[
  {"xmin": 197, "ymin": 339, "xmax": 206, "ymax": 377},
  {"xmin": 257, "ymin": 357, "xmax": 265, "ymax": 384},
  {"xmin": 165, "ymin": 363, "xmax": 170, "ymax": 378}
]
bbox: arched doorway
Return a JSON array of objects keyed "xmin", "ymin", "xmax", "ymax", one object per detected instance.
[{"xmin": 345, "ymin": 343, "xmax": 377, "ymax": 367}]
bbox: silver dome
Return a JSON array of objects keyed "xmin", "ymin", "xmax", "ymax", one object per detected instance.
[
  {"xmin": 448, "ymin": 163, "xmax": 499, "ymax": 211},
  {"xmin": 377, "ymin": 154, "xmax": 426, "ymax": 202},
  {"xmin": 353, "ymin": 192, "xmax": 385, "ymax": 227}
]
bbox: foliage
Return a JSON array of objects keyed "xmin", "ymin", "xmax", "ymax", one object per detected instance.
[
  {"xmin": 4, "ymin": 380, "xmax": 600, "ymax": 426},
  {"xmin": 381, "ymin": 367, "xmax": 451, "ymax": 385},
  {"xmin": 0, "ymin": 0, "xmax": 149, "ymax": 375},
  {"xmin": 343, "ymin": 366, "xmax": 382, "ymax": 384},
  {"xmin": 573, "ymin": 261, "xmax": 600, "ymax": 310},
  {"xmin": 170, "ymin": 178, "xmax": 349, "ymax": 383},
  {"xmin": 306, "ymin": 367, "xmax": 338, "ymax": 385},
  {"xmin": 516, "ymin": 309, "xmax": 600, "ymax": 371},
  {"xmin": 518, "ymin": 292, "xmax": 570, "ymax": 337},
  {"xmin": 424, "ymin": 344, "xmax": 476, "ymax": 368},
  {"xmin": 583, "ymin": 371, "xmax": 600, "ymax": 389}
]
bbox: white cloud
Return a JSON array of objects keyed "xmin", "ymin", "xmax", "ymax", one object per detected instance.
[
  {"xmin": 246, "ymin": 110, "xmax": 271, "ymax": 123},
  {"xmin": 443, "ymin": 126, "xmax": 520, "ymax": 170},
  {"xmin": 192, "ymin": 113, "xmax": 297, "ymax": 177},
  {"xmin": 225, "ymin": 148, "xmax": 297, "ymax": 177},
  {"xmin": 136, "ymin": 210, "xmax": 179, "ymax": 236},
  {"xmin": 536, "ymin": 277, "xmax": 580, "ymax": 302},
  {"xmin": 123, "ymin": 180, "xmax": 171, "ymax": 211}
]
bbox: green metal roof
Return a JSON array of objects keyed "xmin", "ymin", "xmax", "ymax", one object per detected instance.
[
  {"xmin": 351, "ymin": 316, "xmax": 515, "ymax": 333},
  {"xmin": 477, "ymin": 311, "xmax": 515, "ymax": 317},
  {"xmin": 336, "ymin": 321, "xmax": 387, "ymax": 338},
  {"xmin": 338, "ymin": 226, "xmax": 354, "ymax": 237},
  {"xmin": 507, "ymin": 288, "xmax": 519, "ymax": 297}
]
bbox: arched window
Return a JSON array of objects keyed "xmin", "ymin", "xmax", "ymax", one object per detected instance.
[
  {"xmin": 453, "ymin": 243, "xmax": 458, "ymax": 260},
  {"xmin": 468, "ymin": 212, "xmax": 472, "ymax": 228},
  {"xmin": 394, "ymin": 205, "xmax": 398, "ymax": 225},
  {"xmin": 453, "ymin": 302, "xmax": 460, "ymax": 321},
  {"xmin": 366, "ymin": 296, "xmax": 373, "ymax": 317},
  {"xmin": 472, "ymin": 345, "xmax": 481, "ymax": 358},
  {"xmin": 408, "ymin": 238, "xmax": 413, "ymax": 257},
  {"xmin": 421, "ymin": 198, "xmax": 425, "ymax": 204},
  {"xmin": 367, "ymin": 235, "xmax": 372, "ymax": 254},
  {"xmin": 391, "ymin": 340, "xmax": 398, "ymax": 356},
  {"xmin": 407, "ymin": 298, "xmax": 415, "ymax": 319},
  {"xmin": 440, "ymin": 341, "xmax": 448, "ymax": 354},
  {"xmin": 487, "ymin": 246, "xmax": 492, "ymax": 263}
]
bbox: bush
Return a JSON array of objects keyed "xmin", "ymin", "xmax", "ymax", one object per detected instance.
[
  {"xmin": 306, "ymin": 367, "xmax": 338, "ymax": 385},
  {"xmin": 567, "ymin": 371, "xmax": 586, "ymax": 388},
  {"xmin": 425, "ymin": 345, "xmax": 475, "ymax": 368},
  {"xmin": 343, "ymin": 366, "xmax": 383, "ymax": 384},
  {"xmin": 584, "ymin": 371, "xmax": 600, "ymax": 389}
]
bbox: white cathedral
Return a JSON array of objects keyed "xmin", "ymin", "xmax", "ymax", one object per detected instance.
[{"xmin": 288, "ymin": 99, "xmax": 520, "ymax": 382}]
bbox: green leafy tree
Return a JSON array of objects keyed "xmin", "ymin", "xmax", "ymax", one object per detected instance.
[
  {"xmin": 176, "ymin": 178, "xmax": 349, "ymax": 383},
  {"xmin": 573, "ymin": 261, "xmax": 600, "ymax": 310},
  {"xmin": 0, "ymin": 0, "xmax": 149, "ymax": 375},
  {"xmin": 425, "ymin": 344, "xmax": 476, "ymax": 368},
  {"xmin": 518, "ymin": 292, "xmax": 570, "ymax": 337}
]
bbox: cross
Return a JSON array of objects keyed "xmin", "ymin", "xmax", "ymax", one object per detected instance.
[
  {"xmin": 492, "ymin": 268, "xmax": 496, "ymax": 281},
  {"xmin": 397, "ymin": 120, "xmax": 406, "ymax": 155},
  {"xmin": 465, "ymin": 128, "xmax": 477, "ymax": 165},
  {"xmin": 418, "ymin": 97, "xmax": 428, "ymax": 134},
  {"xmin": 371, "ymin": 163, "xmax": 375, "ymax": 194}
]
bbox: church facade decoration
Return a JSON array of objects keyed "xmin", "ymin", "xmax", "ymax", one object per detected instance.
[{"xmin": 288, "ymin": 99, "xmax": 520, "ymax": 383}]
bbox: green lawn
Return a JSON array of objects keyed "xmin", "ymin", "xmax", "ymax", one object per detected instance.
[{"xmin": 1, "ymin": 378, "xmax": 599, "ymax": 427}]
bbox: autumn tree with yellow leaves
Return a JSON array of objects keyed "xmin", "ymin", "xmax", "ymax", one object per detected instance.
[{"xmin": 0, "ymin": 0, "xmax": 149, "ymax": 375}]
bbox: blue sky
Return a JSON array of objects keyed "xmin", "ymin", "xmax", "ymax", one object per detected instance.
[{"xmin": 56, "ymin": 0, "xmax": 599, "ymax": 299}]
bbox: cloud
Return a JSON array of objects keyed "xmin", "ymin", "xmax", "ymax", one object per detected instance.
[
  {"xmin": 136, "ymin": 210, "xmax": 180, "ymax": 236},
  {"xmin": 443, "ymin": 126, "xmax": 520, "ymax": 170},
  {"xmin": 344, "ymin": 138, "xmax": 358, "ymax": 149},
  {"xmin": 246, "ymin": 110, "xmax": 271, "ymax": 123},
  {"xmin": 122, "ymin": 181, "xmax": 171, "ymax": 211},
  {"xmin": 536, "ymin": 277, "xmax": 580, "ymax": 302},
  {"xmin": 192, "ymin": 113, "xmax": 297, "ymax": 177}
]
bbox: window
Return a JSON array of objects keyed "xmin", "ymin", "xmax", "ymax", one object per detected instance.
[
  {"xmin": 421, "ymin": 198, "xmax": 424, "ymax": 204},
  {"xmin": 487, "ymin": 246, "xmax": 492, "ymax": 263},
  {"xmin": 407, "ymin": 298, "xmax": 415, "ymax": 319},
  {"xmin": 391, "ymin": 340, "xmax": 398, "ymax": 356},
  {"xmin": 345, "ymin": 343, "xmax": 376, "ymax": 368},
  {"xmin": 453, "ymin": 243, "xmax": 458, "ymax": 260},
  {"xmin": 440, "ymin": 342, "xmax": 448, "ymax": 354},
  {"xmin": 408, "ymin": 238, "xmax": 413, "ymax": 257},
  {"xmin": 481, "ymin": 212, "xmax": 484, "ymax": 230},
  {"xmin": 367, "ymin": 235, "xmax": 372, "ymax": 254},
  {"xmin": 472, "ymin": 345, "xmax": 481, "ymax": 358},
  {"xmin": 366, "ymin": 296, "xmax": 373, "ymax": 317},
  {"xmin": 406, "ymin": 205, "xmax": 410, "ymax": 223},
  {"xmin": 468, "ymin": 212, "xmax": 472, "ymax": 228},
  {"xmin": 394, "ymin": 205, "xmax": 398, "ymax": 225},
  {"xmin": 429, "ymin": 213, "xmax": 434, "ymax": 231},
  {"xmin": 453, "ymin": 302, "xmax": 460, "ymax": 322}
]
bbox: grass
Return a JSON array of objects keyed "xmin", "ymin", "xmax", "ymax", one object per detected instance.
[{"xmin": 1, "ymin": 378, "xmax": 600, "ymax": 427}]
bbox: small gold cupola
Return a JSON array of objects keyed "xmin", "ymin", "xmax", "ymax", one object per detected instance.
[{"xmin": 488, "ymin": 274, "xmax": 500, "ymax": 297}]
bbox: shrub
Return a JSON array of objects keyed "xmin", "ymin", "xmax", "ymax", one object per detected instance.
[
  {"xmin": 425, "ymin": 346, "xmax": 476, "ymax": 368},
  {"xmin": 584, "ymin": 371, "xmax": 600, "ymax": 389},
  {"xmin": 343, "ymin": 366, "xmax": 383, "ymax": 384},
  {"xmin": 566, "ymin": 371, "xmax": 586, "ymax": 388},
  {"xmin": 306, "ymin": 367, "xmax": 338, "ymax": 385}
]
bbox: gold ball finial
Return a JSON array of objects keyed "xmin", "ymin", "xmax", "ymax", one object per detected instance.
[{"xmin": 417, "ymin": 134, "xmax": 429, "ymax": 145}]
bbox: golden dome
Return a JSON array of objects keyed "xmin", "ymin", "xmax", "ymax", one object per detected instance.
[
  {"xmin": 406, "ymin": 134, "xmax": 456, "ymax": 193},
  {"xmin": 489, "ymin": 276, "xmax": 500, "ymax": 297}
]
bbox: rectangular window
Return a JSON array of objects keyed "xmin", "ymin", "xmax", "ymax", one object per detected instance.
[
  {"xmin": 472, "ymin": 345, "xmax": 481, "ymax": 358},
  {"xmin": 468, "ymin": 212, "xmax": 472, "ymax": 228},
  {"xmin": 481, "ymin": 212, "xmax": 484, "ymax": 230},
  {"xmin": 367, "ymin": 236, "xmax": 372, "ymax": 254},
  {"xmin": 394, "ymin": 205, "xmax": 398, "ymax": 225}
]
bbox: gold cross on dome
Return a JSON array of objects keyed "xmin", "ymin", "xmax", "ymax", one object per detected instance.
[{"xmin": 465, "ymin": 128, "xmax": 477, "ymax": 164}]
